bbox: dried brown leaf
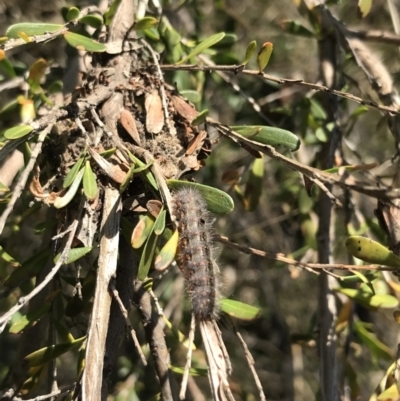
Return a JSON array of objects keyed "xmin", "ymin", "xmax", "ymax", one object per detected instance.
[
  {"xmin": 120, "ymin": 109, "xmax": 141, "ymax": 145},
  {"xmin": 89, "ymin": 148, "xmax": 127, "ymax": 184},
  {"xmin": 172, "ymin": 95, "xmax": 198, "ymax": 123},
  {"xmin": 145, "ymin": 89, "xmax": 164, "ymax": 134},
  {"xmin": 186, "ymin": 130, "xmax": 207, "ymax": 155},
  {"xmin": 29, "ymin": 175, "xmax": 45, "ymax": 198},
  {"xmin": 147, "ymin": 200, "xmax": 163, "ymax": 218}
]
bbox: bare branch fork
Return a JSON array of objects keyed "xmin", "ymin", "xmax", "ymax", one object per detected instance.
[{"xmin": 161, "ymin": 64, "xmax": 400, "ymax": 115}]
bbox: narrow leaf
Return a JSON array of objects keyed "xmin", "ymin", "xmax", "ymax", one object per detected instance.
[
  {"xmin": 336, "ymin": 288, "xmax": 398, "ymax": 309},
  {"xmin": 83, "ymin": 161, "xmax": 98, "ymax": 200},
  {"xmin": 53, "ymin": 246, "xmax": 93, "ymax": 265},
  {"xmin": 345, "ymin": 236, "xmax": 400, "ymax": 267},
  {"xmin": 54, "ymin": 168, "xmax": 84, "ymax": 209},
  {"xmin": 220, "ymin": 299, "xmax": 261, "ymax": 321},
  {"xmin": 154, "ymin": 229, "xmax": 179, "ymax": 271},
  {"xmin": 63, "ymin": 32, "xmax": 106, "ymax": 52},
  {"xmin": 191, "ymin": 109, "xmax": 209, "ymax": 126},
  {"xmin": 177, "ymin": 32, "xmax": 225, "ymax": 65},
  {"xmin": 134, "ymin": 17, "xmax": 158, "ymax": 31},
  {"xmin": 153, "ymin": 208, "xmax": 166, "ymax": 235},
  {"xmin": 169, "ymin": 365, "xmax": 208, "ymax": 377},
  {"xmin": 79, "ymin": 14, "xmax": 104, "ymax": 29},
  {"xmin": 0, "ymin": 181, "xmax": 10, "ymax": 191},
  {"xmin": 104, "ymin": 0, "xmax": 122, "ymax": 25},
  {"xmin": 63, "ymin": 156, "xmax": 85, "ymax": 189},
  {"xmin": 138, "ymin": 231, "xmax": 158, "ymax": 280},
  {"xmin": 280, "ymin": 20, "xmax": 315, "ymax": 37},
  {"xmin": 257, "ymin": 42, "xmax": 273, "ymax": 72},
  {"xmin": 4, "ymin": 125, "xmax": 33, "ymax": 140},
  {"xmin": 230, "ymin": 125, "xmax": 300, "ymax": 151},
  {"xmin": 242, "ymin": 40, "xmax": 257, "ymax": 66},
  {"xmin": 167, "ymin": 180, "xmax": 234, "ymax": 214},
  {"xmin": 131, "ymin": 215, "xmax": 155, "ymax": 249},
  {"xmin": 9, "ymin": 304, "xmax": 51, "ymax": 333},
  {"xmin": 24, "ymin": 336, "xmax": 86, "ymax": 367},
  {"xmin": 243, "ymin": 156, "xmax": 264, "ymax": 211},
  {"xmin": 6, "ymin": 23, "xmax": 63, "ymax": 38}
]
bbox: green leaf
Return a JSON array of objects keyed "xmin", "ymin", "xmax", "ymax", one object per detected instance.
[
  {"xmin": 280, "ymin": 20, "xmax": 315, "ymax": 37},
  {"xmin": 169, "ymin": 365, "xmax": 208, "ymax": 377},
  {"xmin": 131, "ymin": 215, "xmax": 155, "ymax": 249},
  {"xmin": 220, "ymin": 299, "xmax": 261, "ymax": 321},
  {"xmin": 153, "ymin": 209, "xmax": 166, "ymax": 236},
  {"xmin": 336, "ymin": 288, "xmax": 398, "ymax": 309},
  {"xmin": 66, "ymin": 7, "xmax": 80, "ymax": 21},
  {"xmin": 230, "ymin": 125, "xmax": 300, "ymax": 151},
  {"xmin": 358, "ymin": 0, "xmax": 372, "ymax": 18},
  {"xmin": 4, "ymin": 125, "xmax": 33, "ymax": 140},
  {"xmin": 24, "ymin": 336, "xmax": 86, "ymax": 367},
  {"xmin": 345, "ymin": 236, "xmax": 400, "ymax": 268},
  {"xmin": 79, "ymin": 14, "xmax": 104, "ymax": 29},
  {"xmin": 177, "ymin": 32, "xmax": 225, "ymax": 65},
  {"xmin": 134, "ymin": 17, "xmax": 158, "ymax": 31},
  {"xmin": 54, "ymin": 168, "xmax": 84, "ymax": 209},
  {"xmin": 167, "ymin": 180, "xmax": 234, "ymax": 214},
  {"xmin": 63, "ymin": 32, "xmax": 106, "ymax": 52},
  {"xmin": 192, "ymin": 109, "xmax": 209, "ymax": 126},
  {"xmin": 6, "ymin": 23, "xmax": 64, "ymax": 38},
  {"xmin": 104, "ymin": 0, "xmax": 122, "ymax": 25},
  {"xmin": 243, "ymin": 156, "xmax": 264, "ymax": 211},
  {"xmin": 257, "ymin": 42, "xmax": 273, "ymax": 72},
  {"xmin": 0, "ymin": 57, "xmax": 16, "ymax": 78},
  {"xmin": 53, "ymin": 246, "xmax": 93, "ymax": 265},
  {"xmin": 138, "ymin": 231, "xmax": 158, "ymax": 280},
  {"xmin": 127, "ymin": 152, "xmax": 158, "ymax": 190},
  {"xmin": 180, "ymin": 90, "xmax": 201, "ymax": 103},
  {"xmin": 242, "ymin": 40, "xmax": 257, "ymax": 66},
  {"xmin": 154, "ymin": 229, "xmax": 179, "ymax": 272},
  {"xmin": 0, "ymin": 181, "xmax": 10, "ymax": 191},
  {"xmin": 354, "ymin": 321, "xmax": 393, "ymax": 360},
  {"xmin": 83, "ymin": 161, "xmax": 98, "ymax": 200},
  {"xmin": 63, "ymin": 156, "xmax": 85, "ymax": 189},
  {"xmin": 9, "ymin": 304, "xmax": 51, "ymax": 334}
]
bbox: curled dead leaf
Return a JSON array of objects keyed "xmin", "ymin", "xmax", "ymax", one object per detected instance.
[
  {"xmin": 147, "ymin": 200, "xmax": 163, "ymax": 218},
  {"xmin": 88, "ymin": 148, "xmax": 127, "ymax": 184},
  {"xmin": 145, "ymin": 89, "xmax": 164, "ymax": 134},
  {"xmin": 29, "ymin": 175, "xmax": 45, "ymax": 198}
]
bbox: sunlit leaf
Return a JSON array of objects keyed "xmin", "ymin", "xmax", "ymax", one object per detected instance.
[
  {"xmin": 177, "ymin": 32, "xmax": 225, "ymax": 65},
  {"xmin": 0, "ymin": 181, "xmax": 10, "ymax": 192},
  {"xmin": 358, "ymin": 0, "xmax": 372, "ymax": 18},
  {"xmin": 6, "ymin": 23, "xmax": 64, "ymax": 38},
  {"xmin": 79, "ymin": 14, "xmax": 104, "ymax": 29},
  {"xmin": 154, "ymin": 229, "xmax": 179, "ymax": 271},
  {"xmin": 153, "ymin": 208, "xmax": 166, "ymax": 236},
  {"xmin": 63, "ymin": 32, "xmax": 106, "ymax": 52},
  {"xmin": 180, "ymin": 90, "xmax": 201, "ymax": 103},
  {"xmin": 220, "ymin": 299, "xmax": 261, "ymax": 320},
  {"xmin": 230, "ymin": 125, "xmax": 300, "ymax": 151},
  {"xmin": 4, "ymin": 125, "xmax": 33, "ymax": 140},
  {"xmin": 242, "ymin": 40, "xmax": 257, "ymax": 66},
  {"xmin": 53, "ymin": 247, "xmax": 93, "ymax": 265},
  {"xmin": 83, "ymin": 161, "xmax": 98, "ymax": 200},
  {"xmin": 377, "ymin": 384, "xmax": 399, "ymax": 401},
  {"xmin": 191, "ymin": 109, "xmax": 209, "ymax": 126},
  {"xmin": 24, "ymin": 336, "xmax": 86, "ymax": 367},
  {"xmin": 345, "ymin": 236, "xmax": 400, "ymax": 268},
  {"xmin": 167, "ymin": 180, "xmax": 234, "ymax": 214},
  {"xmin": 54, "ymin": 168, "xmax": 84, "ymax": 209},
  {"xmin": 66, "ymin": 7, "xmax": 80, "ymax": 21},
  {"xmin": 336, "ymin": 288, "xmax": 398, "ymax": 309},
  {"xmin": 63, "ymin": 156, "xmax": 85, "ymax": 189},
  {"xmin": 257, "ymin": 42, "xmax": 273, "ymax": 72},
  {"xmin": 104, "ymin": 0, "xmax": 122, "ymax": 25},
  {"xmin": 131, "ymin": 215, "xmax": 155, "ymax": 249},
  {"xmin": 127, "ymin": 152, "xmax": 158, "ymax": 190},
  {"xmin": 134, "ymin": 17, "xmax": 158, "ymax": 31}
]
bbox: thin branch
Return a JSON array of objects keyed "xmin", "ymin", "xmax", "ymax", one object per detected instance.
[
  {"xmin": 348, "ymin": 29, "xmax": 400, "ymax": 45},
  {"xmin": 109, "ymin": 279, "xmax": 147, "ymax": 366},
  {"xmin": 160, "ymin": 64, "xmax": 400, "ymax": 115},
  {"xmin": 0, "ymin": 198, "xmax": 83, "ymax": 333},
  {"xmin": 179, "ymin": 314, "xmax": 196, "ymax": 400},
  {"xmin": 0, "ymin": 124, "xmax": 53, "ymax": 236},
  {"xmin": 234, "ymin": 329, "xmax": 266, "ymax": 401},
  {"xmin": 215, "ymin": 235, "xmax": 397, "ymax": 272}
]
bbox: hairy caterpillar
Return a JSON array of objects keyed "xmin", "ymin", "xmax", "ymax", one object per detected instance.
[{"xmin": 173, "ymin": 187, "xmax": 220, "ymax": 320}]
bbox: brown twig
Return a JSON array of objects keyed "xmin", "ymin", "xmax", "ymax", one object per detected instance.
[
  {"xmin": 215, "ymin": 235, "xmax": 397, "ymax": 272},
  {"xmin": 160, "ymin": 64, "xmax": 400, "ymax": 115},
  {"xmin": 179, "ymin": 314, "xmax": 196, "ymax": 400}
]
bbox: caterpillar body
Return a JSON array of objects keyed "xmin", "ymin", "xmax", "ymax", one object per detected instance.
[{"xmin": 173, "ymin": 187, "xmax": 220, "ymax": 320}]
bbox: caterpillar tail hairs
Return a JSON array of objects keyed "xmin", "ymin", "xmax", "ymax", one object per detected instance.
[{"xmin": 172, "ymin": 187, "xmax": 234, "ymax": 400}]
